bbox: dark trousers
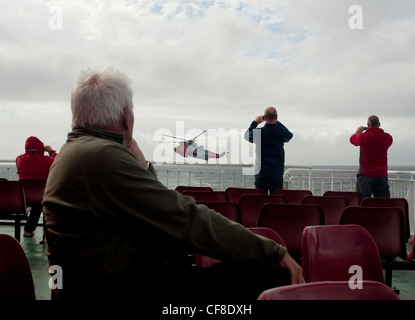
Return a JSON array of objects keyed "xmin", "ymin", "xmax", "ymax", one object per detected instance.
[
  {"xmin": 51, "ymin": 261, "xmax": 290, "ymax": 302},
  {"xmin": 255, "ymin": 175, "xmax": 283, "ymax": 195},
  {"xmin": 24, "ymin": 205, "xmax": 42, "ymax": 233},
  {"xmin": 357, "ymin": 175, "xmax": 390, "ymax": 199}
]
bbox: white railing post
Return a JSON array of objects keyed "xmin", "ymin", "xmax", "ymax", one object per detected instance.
[{"xmin": 406, "ymin": 180, "xmax": 415, "ymax": 239}]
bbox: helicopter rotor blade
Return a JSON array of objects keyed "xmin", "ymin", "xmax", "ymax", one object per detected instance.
[
  {"xmin": 161, "ymin": 134, "xmax": 188, "ymax": 141},
  {"xmin": 192, "ymin": 129, "xmax": 207, "ymax": 141}
]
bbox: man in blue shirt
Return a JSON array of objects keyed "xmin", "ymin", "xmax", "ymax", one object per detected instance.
[{"xmin": 245, "ymin": 107, "xmax": 293, "ymax": 194}]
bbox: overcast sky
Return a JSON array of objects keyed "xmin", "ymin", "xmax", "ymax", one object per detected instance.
[{"xmin": 1, "ymin": 0, "xmax": 414, "ymax": 167}]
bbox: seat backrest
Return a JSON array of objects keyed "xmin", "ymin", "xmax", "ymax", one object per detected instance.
[
  {"xmin": 0, "ymin": 234, "xmax": 36, "ymax": 300},
  {"xmin": 323, "ymin": 191, "xmax": 362, "ymax": 207},
  {"xmin": 182, "ymin": 191, "xmax": 228, "ymax": 202},
  {"xmin": 257, "ymin": 281, "xmax": 399, "ymax": 300},
  {"xmin": 238, "ymin": 194, "xmax": 287, "ymax": 228},
  {"xmin": 0, "ymin": 181, "xmax": 27, "ymax": 216},
  {"xmin": 339, "ymin": 206, "xmax": 407, "ymax": 260},
  {"xmin": 247, "ymin": 227, "xmax": 287, "ymax": 248},
  {"xmin": 361, "ymin": 197, "xmax": 410, "ymax": 241},
  {"xmin": 175, "ymin": 186, "xmax": 213, "ymax": 193},
  {"xmin": 0, "ymin": 181, "xmax": 28, "ymax": 241},
  {"xmin": 301, "ymin": 195, "xmax": 349, "ymax": 225},
  {"xmin": 195, "ymin": 226, "xmax": 287, "ymax": 267},
  {"xmin": 257, "ymin": 203, "xmax": 324, "ymax": 259},
  {"xmin": 224, "ymin": 187, "xmax": 263, "ymax": 203},
  {"xmin": 302, "ymin": 225, "xmax": 385, "ymax": 283},
  {"xmin": 274, "ymin": 189, "xmax": 312, "ymax": 204},
  {"xmin": 19, "ymin": 179, "xmax": 47, "ymax": 209},
  {"xmin": 197, "ymin": 201, "xmax": 241, "ymax": 223}
]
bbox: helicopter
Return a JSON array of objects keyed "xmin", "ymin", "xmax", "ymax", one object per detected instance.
[{"xmin": 161, "ymin": 130, "xmax": 226, "ymax": 161}]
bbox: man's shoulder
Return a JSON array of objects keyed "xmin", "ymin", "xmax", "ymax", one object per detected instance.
[{"xmin": 373, "ymin": 129, "xmax": 392, "ymax": 139}]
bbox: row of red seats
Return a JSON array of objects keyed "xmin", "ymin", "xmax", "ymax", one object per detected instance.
[
  {"xmin": 0, "ymin": 180, "xmax": 46, "ymax": 242},
  {"xmin": 258, "ymin": 280, "xmax": 400, "ymax": 300},
  {"xmin": 177, "ymin": 186, "xmax": 410, "ymax": 240},
  {"xmin": 176, "ymin": 186, "xmax": 311, "ymax": 203},
  {"xmin": 258, "ymin": 224, "xmax": 400, "ymax": 300},
  {"xmin": 195, "ymin": 223, "xmax": 400, "ymax": 299},
  {"xmin": 0, "ymin": 224, "xmax": 398, "ymax": 300},
  {"xmin": 0, "ymin": 225, "xmax": 399, "ymax": 301},
  {"xmin": 176, "ymin": 186, "xmax": 413, "ymax": 289},
  {"xmin": 0, "ymin": 178, "xmax": 38, "ymax": 298}
]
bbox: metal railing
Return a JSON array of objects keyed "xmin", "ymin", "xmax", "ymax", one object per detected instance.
[
  {"xmin": 3, "ymin": 160, "xmax": 414, "ymax": 195},
  {"xmin": 2, "ymin": 160, "xmax": 414, "ymax": 236},
  {"xmin": 283, "ymin": 168, "xmax": 415, "ymax": 198},
  {"xmin": 152, "ymin": 164, "xmax": 256, "ymax": 191}
]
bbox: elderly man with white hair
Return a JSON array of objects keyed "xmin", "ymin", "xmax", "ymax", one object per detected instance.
[{"xmin": 43, "ymin": 67, "xmax": 303, "ymax": 301}]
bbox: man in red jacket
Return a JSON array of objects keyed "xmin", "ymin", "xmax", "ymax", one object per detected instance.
[
  {"xmin": 16, "ymin": 136, "xmax": 57, "ymax": 237},
  {"xmin": 350, "ymin": 115, "xmax": 393, "ymax": 199}
]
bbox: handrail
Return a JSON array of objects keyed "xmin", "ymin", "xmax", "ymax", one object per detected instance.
[{"xmin": 1, "ymin": 160, "xmax": 414, "ymax": 236}]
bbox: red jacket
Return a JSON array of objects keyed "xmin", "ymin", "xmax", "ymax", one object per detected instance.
[
  {"xmin": 16, "ymin": 136, "xmax": 57, "ymax": 180},
  {"xmin": 350, "ymin": 128, "xmax": 393, "ymax": 177}
]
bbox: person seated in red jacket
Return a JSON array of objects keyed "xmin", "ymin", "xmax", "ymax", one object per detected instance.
[{"xmin": 16, "ymin": 136, "xmax": 57, "ymax": 237}]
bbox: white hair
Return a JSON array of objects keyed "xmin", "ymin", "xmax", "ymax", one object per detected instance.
[{"xmin": 71, "ymin": 67, "xmax": 133, "ymax": 128}]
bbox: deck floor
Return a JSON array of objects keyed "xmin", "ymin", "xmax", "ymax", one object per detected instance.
[{"xmin": 2, "ymin": 223, "xmax": 415, "ymax": 300}]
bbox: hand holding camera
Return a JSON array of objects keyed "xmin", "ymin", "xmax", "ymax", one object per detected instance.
[
  {"xmin": 355, "ymin": 126, "xmax": 365, "ymax": 134},
  {"xmin": 255, "ymin": 115, "xmax": 265, "ymax": 123}
]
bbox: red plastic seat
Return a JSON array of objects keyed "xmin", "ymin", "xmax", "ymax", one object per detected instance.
[
  {"xmin": 257, "ymin": 203, "xmax": 324, "ymax": 259},
  {"xmin": 247, "ymin": 227, "xmax": 287, "ymax": 248},
  {"xmin": 238, "ymin": 194, "xmax": 287, "ymax": 228},
  {"xmin": 0, "ymin": 234, "xmax": 36, "ymax": 300},
  {"xmin": 175, "ymin": 186, "xmax": 213, "ymax": 193},
  {"xmin": 194, "ymin": 254, "xmax": 221, "ymax": 268},
  {"xmin": 19, "ymin": 179, "xmax": 47, "ymax": 212},
  {"xmin": 197, "ymin": 201, "xmax": 241, "ymax": 223},
  {"xmin": 257, "ymin": 281, "xmax": 399, "ymax": 300},
  {"xmin": 195, "ymin": 227, "xmax": 286, "ymax": 268},
  {"xmin": 0, "ymin": 181, "xmax": 28, "ymax": 241},
  {"xmin": 274, "ymin": 189, "xmax": 312, "ymax": 204},
  {"xmin": 361, "ymin": 197, "xmax": 410, "ymax": 241},
  {"xmin": 182, "ymin": 191, "xmax": 228, "ymax": 202},
  {"xmin": 339, "ymin": 206, "xmax": 407, "ymax": 260},
  {"xmin": 302, "ymin": 225, "xmax": 384, "ymax": 283},
  {"xmin": 407, "ymin": 241, "xmax": 415, "ymax": 261},
  {"xmin": 339, "ymin": 206, "xmax": 407, "ymax": 287},
  {"xmin": 224, "ymin": 187, "xmax": 262, "ymax": 203},
  {"xmin": 323, "ymin": 191, "xmax": 362, "ymax": 207},
  {"xmin": 301, "ymin": 195, "xmax": 349, "ymax": 225}
]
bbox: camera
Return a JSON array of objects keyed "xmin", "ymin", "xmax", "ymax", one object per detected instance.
[{"xmin": 363, "ymin": 127, "xmax": 368, "ymax": 131}]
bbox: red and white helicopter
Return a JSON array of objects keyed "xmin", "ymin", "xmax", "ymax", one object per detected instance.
[{"xmin": 162, "ymin": 130, "xmax": 226, "ymax": 160}]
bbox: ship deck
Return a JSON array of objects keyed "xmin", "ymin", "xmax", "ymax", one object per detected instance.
[
  {"xmin": 1, "ymin": 163, "xmax": 415, "ymax": 302},
  {"xmin": 2, "ymin": 222, "xmax": 415, "ymax": 301}
]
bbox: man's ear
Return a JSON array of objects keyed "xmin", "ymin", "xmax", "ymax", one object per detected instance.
[{"xmin": 122, "ymin": 106, "xmax": 131, "ymax": 131}]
